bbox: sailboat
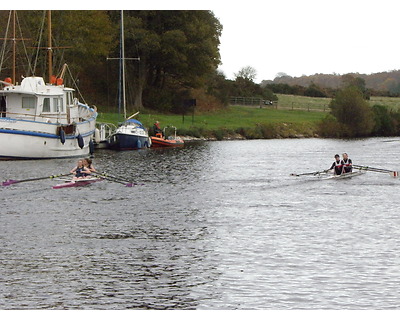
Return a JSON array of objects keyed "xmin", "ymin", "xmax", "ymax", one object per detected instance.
[
  {"xmin": 108, "ymin": 11, "xmax": 151, "ymax": 150},
  {"xmin": 0, "ymin": 11, "xmax": 97, "ymax": 159}
]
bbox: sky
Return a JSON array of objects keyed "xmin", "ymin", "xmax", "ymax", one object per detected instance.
[
  {"xmin": 9, "ymin": 0, "xmax": 400, "ymax": 83},
  {"xmin": 211, "ymin": 0, "xmax": 400, "ymax": 82}
]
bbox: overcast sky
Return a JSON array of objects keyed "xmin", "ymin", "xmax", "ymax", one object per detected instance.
[
  {"xmin": 10, "ymin": 0, "xmax": 400, "ymax": 83},
  {"xmin": 212, "ymin": 0, "xmax": 400, "ymax": 82}
]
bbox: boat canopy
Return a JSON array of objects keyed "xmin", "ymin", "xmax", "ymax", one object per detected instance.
[{"xmin": 126, "ymin": 119, "xmax": 145, "ymax": 128}]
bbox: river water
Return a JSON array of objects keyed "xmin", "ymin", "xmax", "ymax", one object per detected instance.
[{"xmin": 1, "ymin": 138, "xmax": 400, "ymax": 310}]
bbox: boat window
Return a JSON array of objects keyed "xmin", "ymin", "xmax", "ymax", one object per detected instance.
[
  {"xmin": 66, "ymin": 92, "xmax": 73, "ymax": 106},
  {"xmin": 58, "ymin": 98, "xmax": 64, "ymax": 112},
  {"xmin": 43, "ymin": 98, "xmax": 50, "ymax": 112},
  {"xmin": 53, "ymin": 98, "xmax": 64, "ymax": 112},
  {"xmin": 22, "ymin": 96, "xmax": 36, "ymax": 109},
  {"xmin": 1, "ymin": 96, "xmax": 6, "ymax": 117}
]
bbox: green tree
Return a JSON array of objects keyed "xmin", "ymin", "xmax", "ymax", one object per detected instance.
[
  {"xmin": 371, "ymin": 105, "xmax": 396, "ymax": 136},
  {"xmin": 0, "ymin": 10, "xmax": 115, "ymax": 105},
  {"xmin": 304, "ymin": 82, "xmax": 327, "ymax": 98},
  {"xmin": 235, "ymin": 66, "xmax": 257, "ymax": 82},
  {"xmin": 330, "ymin": 86, "xmax": 374, "ymax": 137},
  {"xmin": 112, "ymin": 10, "xmax": 222, "ymax": 111}
]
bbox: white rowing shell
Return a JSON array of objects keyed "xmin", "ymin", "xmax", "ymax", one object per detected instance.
[{"xmin": 320, "ymin": 171, "xmax": 365, "ymax": 180}]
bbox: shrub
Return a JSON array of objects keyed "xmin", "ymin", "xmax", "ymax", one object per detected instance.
[{"xmin": 329, "ymin": 86, "xmax": 374, "ymax": 137}]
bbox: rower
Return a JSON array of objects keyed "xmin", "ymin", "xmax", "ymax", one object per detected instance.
[
  {"xmin": 329, "ymin": 154, "xmax": 343, "ymax": 175},
  {"xmin": 70, "ymin": 159, "xmax": 91, "ymax": 180},
  {"xmin": 83, "ymin": 158, "xmax": 96, "ymax": 176},
  {"xmin": 342, "ymin": 153, "xmax": 352, "ymax": 173}
]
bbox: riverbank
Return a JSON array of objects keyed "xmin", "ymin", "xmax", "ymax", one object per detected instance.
[{"xmin": 97, "ymin": 105, "xmax": 325, "ymax": 141}]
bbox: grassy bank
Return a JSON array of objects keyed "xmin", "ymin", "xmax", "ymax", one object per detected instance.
[
  {"xmin": 96, "ymin": 94, "xmax": 400, "ymax": 140},
  {"xmin": 97, "ymin": 105, "xmax": 326, "ymax": 140}
]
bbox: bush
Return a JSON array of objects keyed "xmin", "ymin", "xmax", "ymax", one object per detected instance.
[
  {"xmin": 329, "ymin": 86, "xmax": 374, "ymax": 137},
  {"xmin": 371, "ymin": 105, "xmax": 396, "ymax": 136},
  {"xmin": 317, "ymin": 114, "xmax": 345, "ymax": 138}
]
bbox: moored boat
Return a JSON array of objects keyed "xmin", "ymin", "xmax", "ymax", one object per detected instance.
[
  {"xmin": 106, "ymin": 12, "xmax": 150, "ymax": 151},
  {"xmin": 0, "ymin": 77, "xmax": 97, "ymax": 159},
  {"xmin": 151, "ymin": 133, "xmax": 184, "ymax": 147},
  {"xmin": 150, "ymin": 126, "xmax": 184, "ymax": 148},
  {"xmin": 93, "ymin": 122, "xmax": 117, "ymax": 149},
  {"xmin": 108, "ymin": 118, "xmax": 151, "ymax": 150},
  {"xmin": 0, "ymin": 11, "xmax": 97, "ymax": 159}
]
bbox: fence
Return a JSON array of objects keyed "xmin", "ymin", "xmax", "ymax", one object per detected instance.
[{"xmin": 229, "ymin": 96, "xmax": 329, "ymax": 112}]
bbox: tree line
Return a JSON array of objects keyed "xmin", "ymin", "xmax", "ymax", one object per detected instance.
[
  {"xmin": 0, "ymin": 10, "xmax": 225, "ymax": 113},
  {"xmin": 0, "ymin": 10, "xmax": 274, "ymax": 114},
  {"xmin": 263, "ymin": 70, "xmax": 400, "ymax": 97}
]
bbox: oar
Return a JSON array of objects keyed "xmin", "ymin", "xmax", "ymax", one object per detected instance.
[
  {"xmin": 98, "ymin": 172, "xmax": 132, "ymax": 183},
  {"xmin": 92, "ymin": 172, "xmax": 138, "ymax": 187},
  {"xmin": 290, "ymin": 170, "xmax": 329, "ymax": 177},
  {"xmin": 2, "ymin": 173, "xmax": 72, "ymax": 187},
  {"xmin": 353, "ymin": 165, "xmax": 399, "ymax": 177}
]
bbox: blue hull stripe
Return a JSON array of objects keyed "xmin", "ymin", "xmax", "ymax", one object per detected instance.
[{"xmin": 0, "ymin": 128, "xmax": 95, "ymax": 139}]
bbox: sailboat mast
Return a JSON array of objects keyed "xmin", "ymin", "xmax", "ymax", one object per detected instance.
[
  {"xmin": 47, "ymin": 10, "xmax": 53, "ymax": 83},
  {"xmin": 12, "ymin": 10, "xmax": 16, "ymax": 84},
  {"xmin": 121, "ymin": 10, "xmax": 127, "ymax": 119}
]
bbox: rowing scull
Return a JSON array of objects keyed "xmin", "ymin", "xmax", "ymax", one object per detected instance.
[
  {"xmin": 52, "ymin": 177, "xmax": 102, "ymax": 189},
  {"xmin": 319, "ymin": 170, "xmax": 365, "ymax": 180}
]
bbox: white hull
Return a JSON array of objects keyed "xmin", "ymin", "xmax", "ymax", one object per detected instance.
[
  {"xmin": 320, "ymin": 170, "xmax": 365, "ymax": 180},
  {"xmin": 0, "ymin": 125, "xmax": 93, "ymax": 159},
  {"xmin": 0, "ymin": 77, "xmax": 96, "ymax": 159}
]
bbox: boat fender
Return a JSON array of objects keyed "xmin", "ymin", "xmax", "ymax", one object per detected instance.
[
  {"xmin": 94, "ymin": 128, "xmax": 101, "ymax": 143},
  {"xmin": 77, "ymin": 134, "xmax": 84, "ymax": 149},
  {"xmin": 137, "ymin": 140, "xmax": 142, "ymax": 149},
  {"xmin": 59, "ymin": 128, "xmax": 66, "ymax": 144},
  {"xmin": 89, "ymin": 139, "xmax": 95, "ymax": 155}
]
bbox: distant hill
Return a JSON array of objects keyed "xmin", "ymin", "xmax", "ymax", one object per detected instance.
[{"xmin": 261, "ymin": 70, "xmax": 400, "ymax": 95}]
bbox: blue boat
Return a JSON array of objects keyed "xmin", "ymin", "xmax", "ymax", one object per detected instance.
[
  {"xmin": 106, "ymin": 12, "xmax": 150, "ymax": 151},
  {"xmin": 108, "ymin": 119, "xmax": 151, "ymax": 150}
]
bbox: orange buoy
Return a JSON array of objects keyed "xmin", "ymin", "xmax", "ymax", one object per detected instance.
[
  {"xmin": 50, "ymin": 75, "xmax": 57, "ymax": 84},
  {"xmin": 4, "ymin": 77, "xmax": 12, "ymax": 85},
  {"xmin": 56, "ymin": 78, "xmax": 63, "ymax": 86}
]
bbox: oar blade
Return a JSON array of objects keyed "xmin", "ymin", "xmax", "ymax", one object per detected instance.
[
  {"xmin": 2, "ymin": 180, "xmax": 17, "ymax": 187},
  {"xmin": 390, "ymin": 171, "xmax": 399, "ymax": 178}
]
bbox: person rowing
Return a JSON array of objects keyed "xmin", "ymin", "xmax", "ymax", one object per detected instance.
[
  {"xmin": 329, "ymin": 154, "xmax": 343, "ymax": 175},
  {"xmin": 341, "ymin": 153, "xmax": 352, "ymax": 173},
  {"xmin": 70, "ymin": 159, "xmax": 91, "ymax": 180},
  {"xmin": 83, "ymin": 158, "xmax": 96, "ymax": 176}
]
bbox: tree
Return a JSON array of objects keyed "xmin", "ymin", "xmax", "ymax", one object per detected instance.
[
  {"xmin": 235, "ymin": 66, "xmax": 257, "ymax": 82},
  {"xmin": 114, "ymin": 10, "xmax": 222, "ymax": 111},
  {"xmin": 330, "ymin": 86, "xmax": 375, "ymax": 137},
  {"xmin": 371, "ymin": 105, "xmax": 396, "ymax": 136},
  {"xmin": 0, "ymin": 10, "xmax": 115, "ymax": 105},
  {"xmin": 304, "ymin": 82, "xmax": 327, "ymax": 98}
]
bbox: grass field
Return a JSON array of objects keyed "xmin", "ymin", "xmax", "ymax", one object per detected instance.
[
  {"xmin": 97, "ymin": 105, "xmax": 326, "ymax": 130},
  {"xmin": 96, "ymin": 94, "xmax": 400, "ymax": 139},
  {"xmin": 275, "ymin": 94, "xmax": 400, "ymax": 111},
  {"xmin": 276, "ymin": 94, "xmax": 331, "ymax": 111},
  {"xmin": 369, "ymin": 96, "xmax": 400, "ymax": 110}
]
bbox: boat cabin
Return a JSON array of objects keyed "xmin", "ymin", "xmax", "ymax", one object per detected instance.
[{"xmin": 0, "ymin": 76, "xmax": 79, "ymax": 124}]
